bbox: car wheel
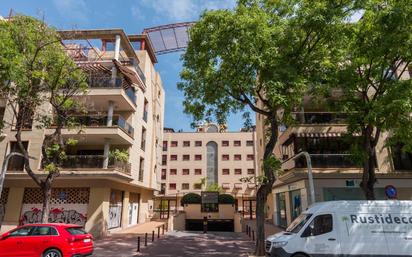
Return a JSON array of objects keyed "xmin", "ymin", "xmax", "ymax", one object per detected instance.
[{"xmin": 43, "ymin": 249, "xmax": 62, "ymax": 257}]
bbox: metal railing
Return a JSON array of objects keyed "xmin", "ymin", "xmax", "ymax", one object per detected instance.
[
  {"xmin": 66, "ymin": 114, "xmax": 134, "ymax": 138},
  {"xmin": 292, "ymin": 112, "xmax": 347, "ymax": 124},
  {"xmin": 87, "ymin": 76, "xmax": 137, "ymax": 105},
  {"xmin": 293, "ymin": 153, "xmax": 359, "ymax": 168},
  {"xmin": 61, "ymin": 155, "xmax": 131, "ymax": 175}
]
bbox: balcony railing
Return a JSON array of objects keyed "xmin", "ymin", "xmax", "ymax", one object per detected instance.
[
  {"xmin": 68, "ymin": 114, "xmax": 134, "ymax": 138},
  {"xmin": 292, "ymin": 112, "xmax": 347, "ymax": 124},
  {"xmin": 293, "ymin": 154, "xmax": 359, "ymax": 168},
  {"xmin": 61, "ymin": 155, "xmax": 131, "ymax": 175},
  {"xmin": 87, "ymin": 76, "xmax": 136, "ymax": 105},
  {"xmin": 143, "ymin": 110, "xmax": 148, "ymax": 122}
]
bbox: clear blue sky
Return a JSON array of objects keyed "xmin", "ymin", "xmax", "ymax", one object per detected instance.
[{"xmin": 1, "ymin": 0, "xmax": 254, "ymax": 132}]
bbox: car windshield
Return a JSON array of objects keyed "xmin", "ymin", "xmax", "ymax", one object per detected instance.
[
  {"xmin": 286, "ymin": 213, "xmax": 313, "ymax": 233},
  {"xmin": 66, "ymin": 227, "xmax": 87, "ymax": 235}
]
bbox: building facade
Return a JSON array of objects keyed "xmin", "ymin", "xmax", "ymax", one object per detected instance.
[
  {"xmin": 0, "ymin": 29, "xmax": 165, "ymax": 237},
  {"xmin": 256, "ymin": 67, "xmax": 412, "ymax": 228},
  {"xmin": 155, "ymin": 123, "xmax": 259, "ymax": 219}
]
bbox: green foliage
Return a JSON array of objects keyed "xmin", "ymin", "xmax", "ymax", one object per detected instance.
[
  {"xmin": 109, "ymin": 149, "xmax": 129, "ymax": 162},
  {"xmin": 65, "ymin": 138, "xmax": 78, "ymax": 147},
  {"xmin": 206, "ymin": 183, "xmax": 223, "ymax": 193},
  {"xmin": 218, "ymin": 194, "xmax": 235, "ymax": 204},
  {"xmin": 181, "ymin": 193, "xmax": 201, "ymax": 205}
]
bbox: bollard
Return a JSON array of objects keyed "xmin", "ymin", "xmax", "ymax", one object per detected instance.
[
  {"xmin": 203, "ymin": 216, "xmax": 208, "ymax": 234},
  {"xmin": 246, "ymin": 225, "xmax": 249, "ymax": 235},
  {"xmin": 162, "ymin": 224, "xmax": 165, "ymax": 235},
  {"xmin": 252, "ymin": 230, "xmax": 255, "ymax": 241},
  {"xmin": 137, "ymin": 236, "xmax": 140, "ymax": 252},
  {"xmin": 158, "ymin": 226, "xmax": 160, "ymax": 238},
  {"xmin": 152, "ymin": 230, "xmax": 155, "ymax": 242},
  {"xmin": 145, "ymin": 233, "xmax": 148, "ymax": 246}
]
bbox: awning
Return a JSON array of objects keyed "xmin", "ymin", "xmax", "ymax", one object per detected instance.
[
  {"xmin": 292, "ymin": 126, "xmax": 348, "ymax": 138},
  {"xmin": 76, "ymin": 62, "xmax": 111, "ymax": 74},
  {"xmin": 113, "ymin": 60, "xmax": 146, "ymax": 92}
]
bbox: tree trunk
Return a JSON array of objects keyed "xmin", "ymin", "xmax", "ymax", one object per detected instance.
[
  {"xmin": 255, "ymin": 116, "xmax": 278, "ymax": 256},
  {"xmin": 41, "ymin": 182, "xmax": 51, "ymax": 223},
  {"xmin": 360, "ymin": 127, "xmax": 377, "ymax": 200}
]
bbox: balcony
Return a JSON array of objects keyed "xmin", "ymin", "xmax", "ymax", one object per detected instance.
[
  {"xmin": 56, "ymin": 114, "xmax": 134, "ymax": 145},
  {"xmin": 292, "ymin": 154, "xmax": 360, "ymax": 169},
  {"xmin": 143, "ymin": 110, "xmax": 148, "ymax": 123},
  {"xmin": 82, "ymin": 76, "xmax": 137, "ymax": 111},
  {"xmin": 60, "ymin": 155, "xmax": 131, "ymax": 175},
  {"xmin": 292, "ymin": 112, "xmax": 347, "ymax": 124}
]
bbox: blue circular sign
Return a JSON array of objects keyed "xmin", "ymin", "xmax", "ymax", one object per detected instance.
[{"xmin": 385, "ymin": 185, "xmax": 397, "ymax": 199}]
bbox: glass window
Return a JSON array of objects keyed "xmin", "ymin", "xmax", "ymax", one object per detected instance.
[
  {"xmin": 194, "ymin": 169, "xmax": 202, "ymax": 175},
  {"xmin": 9, "ymin": 226, "xmax": 35, "ymax": 237},
  {"xmin": 183, "ymin": 155, "xmax": 190, "ymax": 161},
  {"xmin": 247, "ymin": 154, "xmax": 254, "ymax": 161},
  {"xmin": 201, "ymin": 203, "xmax": 219, "ymax": 212},
  {"xmin": 195, "ymin": 155, "xmax": 202, "ymax": 161},
  {"xmin": 206, "ymin": 142, "xmax": 218, "ymax": 186},
  {"xmin": 222, "ymin": 141, "xmax": 229, "ymax": 147},
  {"xmin": 234, "ymin": 169, "xmax": 242, "ymax": 175},
  {"xmin": 234, "ymin": 154, "xmax": 242, "ymax": 161},
  {"xmin": 195, "ymin": 141, "xmax": 202, "ymax": 147},
  {"xmin": 169, "ymin": 183, "xmax": 176, "ymax": 190},
  {"xmin": 222, "ymin": 155, "xmax": 229, "ymax": 161},
  {"xmin": 182, "ymin": 169, "xmax": 189, "ymax": 175},
  {"xmin": 170, "ymin": 155, "xmax": 177, "ymax": 161},
  {"xmin": 171, "ymin": 141, "xmax": 178, "ymax": 147},
  {"xmin": 31, "ymin": 226, "xmax": 57, "ymax": 236},
  {"xmin": 302, "ymin": 214, "xmax": 333, "ymax": 237},
  {"xmin": 66, "ymin": 227, "xmax": 86, "ymax": 235},
  {"xmin": 170, "ymin": 169, "xmax": 177, "ymax": 175},
  {"xmin": 234, "ymin": 140, "xmax": 241, "ymax": 147},
  {"xmin": 247, "ymin": 169, "xmax": 255, "ymax": 175},
  {"xmin": 286, "ymin": 213, "xmax": 313, "ymax": 234},
  {"xmin": 182, "ymin": 183, "xmax": 189, "ymax": 190},
  {"xmin": 246, "ymin": 140, "xmax": 254, "ymax": 146},
  {"xmin": 183, "ymin": 141, "xmax": 190, "ymax": 147},
  {"xmin": 222, "ymin": 169, "xmax": 230, "ymax": 175}
]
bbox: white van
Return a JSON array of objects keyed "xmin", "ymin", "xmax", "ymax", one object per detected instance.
[{"xmin": 266, "ymin": 201, "xmax": 412, "ymax": 257}]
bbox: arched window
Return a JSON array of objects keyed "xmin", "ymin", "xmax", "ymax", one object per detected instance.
[{"xmin": 206, "ymin": 141, "xmax": 218, "ymax": 186}]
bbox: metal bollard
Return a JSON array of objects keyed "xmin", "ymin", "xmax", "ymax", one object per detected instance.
[
  {"xmin": 252, "ymin": 230, "xmax": 255, "ymax": 241},
  {"xmin": 246, "ymin": 225, "xmax": 249, "ymax": 235},
  {"xmin": 152, "ymin": 230, "xmax": 155, "ymax": 242},
  {"xmin": 162, "ymin": 224, "xmax": 165, "ymax": 235},
  {"xmin": 145, "ymin": 233, "xmax": 148, "ymax": 246},
  {"xmin": 158, "ymin": 226, "xmax": 160, "ymax": 238},
  {"xmin": 137, "ymin": 236, "xmax": 140, "ymax": 252}
]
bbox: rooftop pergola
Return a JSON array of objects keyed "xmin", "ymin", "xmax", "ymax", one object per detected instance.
[{"xmin": 143, "ymin": 22, "xmax": 195, "ymax": 55}]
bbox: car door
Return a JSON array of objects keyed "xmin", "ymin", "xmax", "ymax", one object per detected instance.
[
  {"xmin": 300, "ymin": 213, "xmax": 341, "ymax": 256},
  {"xmin": 26, "ymin": 226, "xmax": 58, "ymax": 256},
  {"xmin": 0, "ymin": 226, "xmax": 35, "ymax": 257}
]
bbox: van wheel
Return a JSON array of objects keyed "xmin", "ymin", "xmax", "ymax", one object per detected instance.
[
  {"xmin": 293, "ymin": 254, "xmax": 309, "ymax": 257},
  {"xmin": 43, "ymin": 249, "xmax": 62, "ymax": 257}
]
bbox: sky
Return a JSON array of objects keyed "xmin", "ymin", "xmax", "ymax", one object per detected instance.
[{"xmin": 1, "ymin": 0, "xmax": 252, "ymax": 132}]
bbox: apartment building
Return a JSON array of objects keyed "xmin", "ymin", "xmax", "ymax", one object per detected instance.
[
  {"xmin": 156, "ymin": 123, "xmax": 258, "ymax": 219},
  {"xmin": 0, "ymin": 29, "xmax": 165, "ymax": 237},
  {"xmin": 256, "ymin": 68, "xmax": 412, "ymax": 227}
]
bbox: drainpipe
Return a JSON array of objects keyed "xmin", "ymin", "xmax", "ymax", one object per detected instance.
[{"xmin": 281, "ymin": 151, "xmax": 315, "ymax": 205}]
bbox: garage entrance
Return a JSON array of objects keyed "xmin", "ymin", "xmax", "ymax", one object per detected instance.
[{"xmin": 185, "ymin": 219, "xmax": 234, "ymax": 232}]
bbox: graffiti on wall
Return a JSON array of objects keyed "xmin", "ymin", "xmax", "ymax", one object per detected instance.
[{"xmin": 20, "ymin": 204, "xmax": 88, "ymax": 226}]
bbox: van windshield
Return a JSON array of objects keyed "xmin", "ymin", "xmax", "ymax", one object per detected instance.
[{"xmin": 286, "ymin": 213, "xmax": 313, "ymax": 233}]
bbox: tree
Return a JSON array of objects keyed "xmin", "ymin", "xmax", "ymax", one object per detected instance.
[
  {"xmin": 0, "ymin": 15, "xmax": 87, "ymax": 222},
  {"xmin": 328, "ymin": 0, "xmax": 412, "ymax": 199},
  {"xmin": 178, "ymin": 1, "xmax": 351, "ymax": 254}
]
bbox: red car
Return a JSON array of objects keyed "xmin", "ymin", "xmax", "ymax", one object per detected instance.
[{"xmin": 0, "ymin": 223, "xmax": 93, "ymax": 257}]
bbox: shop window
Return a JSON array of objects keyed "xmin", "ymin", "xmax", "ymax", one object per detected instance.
[{"xmin": 222, "ymin": 169, "xmax": 230, "ymax": 175}]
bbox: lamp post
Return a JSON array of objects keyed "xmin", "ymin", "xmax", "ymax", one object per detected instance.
[{"xmin": 281, "ymin": 151, "xmax": 315, "ymax": 205}]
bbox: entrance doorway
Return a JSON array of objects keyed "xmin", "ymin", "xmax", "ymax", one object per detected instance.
[
  {"xmin": 242, "ymin": 199, "xmax": 256, "ymax": 219},
  {"xmin": 276, "ymin": 192, "xmax": 287, "ymax": 227},
  {"xmin": 109, "ymin": 190, "xmax": 123, "ymax": 229},
  {"xmin": 158, "ymin": 199, "xmax": 176, "ymax": 219},
  {"xmin": 128, "ymin": 193, "xmax": 140, "ymax": 226}
]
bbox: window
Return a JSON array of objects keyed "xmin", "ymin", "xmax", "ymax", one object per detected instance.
[
  {"xmin": 247, "ymin": 169, "xmax": 255, "ymax": 175},
  {"xmin": 195, "ymin": 141, "xmax": 202, "ymax": 147},
  {"xmin": 161, "ymin": 169, "xmax": 167, "ymax": 180},
  {"xmin": 182, "ymin": 183, "xmax": 189, "ymax": 190},
  {"xmin": 162, "ymin": 155, "xmax": 167, "ymax": 165},
  {"xmin": 222, "ymin": 169, "xmax": 230, "ymax": 175},
  {"xmin": 234, "ymin": 154, "xmax": 242, "ymax": 161},
  {"xmin": 160, "ymin": 183, "xmax": 166, "ymax": 194},
  {"xmin": 170, "ymin": 155, "xmax": 177, "ymax": 161},
  {"xmin": 202, "ymin": 203, "xmax": 219, "ymax": 212},
  {"xmin": 169, "ymin": 183, "xmax": 176, "ymax": 190},
  {"xmin": 286, "ymin": 213, "xmax": 313, "ymax": 234},
  {"xmin": 222, "ymin": 141, "xmax": 229, "ymax": 147},
  {"xmin": 194, "ymin": 169, "xmax": 202, "ymax": 175},
  {"xmin": 162, "ymin": 141, "xmax": 168, "ymax": 151},
  {"xmin": 222, "ymin": 154, "xmax": 229, "ymax": 161},
  {"xmin": 171, "ymin": 141, "xmax": 178, "ymax": 147},
  {"xmin": 66, "ymin": 227, "xmax": 87, "ymax": 235},
  {"xmin": 183, "ymin": 155, "xmax": 190, "ymax": 161},
  {"xmin": 234, "ymin": 169, "xmax": 242, "ymax": 175},
  {"xmin": 195, "ymin": 154, "xmax": 202, "ymax": 161},
  {"xmin": 182, "ymin": 169, "xmax": 190, "ymax": 175},
  {"xmin": 31, "ymin": 226, "xmax": 58, "ymax": 236},
  {"xmin": 234, "ymin": 140, "xmax": 241, "ymax": 147},
  {"xmin": 247, "ymin": 154, "xmax": 254, "ymax": 161},
  {"xmin": 9, "ymin": 226, "xmax": 34, "ymax": 237},
  {"xmin": 170, "ymin": 169, "xmax": 177, "ymax": 175},
  {"xmin": 143, "ymin": 98, "xmax": 148, "ymax": 122},
  {"xmin": 16, "ymin": 107, "xmax": 34, "ymax": 130},
  {"xmin": 183, "ymin": 141, "xmax": 190, "ymax": 147},
  {"xmin": 194, "ymin": 183, "xmax": 202, "ymax": 190},
  {"xmin": 138, "ymin": 157, "xmax": 144, "ymax": 182},
  {"xmin": 141, "ymin": 127, "xmax": 146, "ymax": 151},
  {"xmin": 8, "ymin": 141, "xmax": 28, "ymax": 171},
  {"xmin": 246, "ymin": 140, "xmax": 254, "ymax": 146},
  {"xmin": 302, "ymin": 214, "xmax": 333, "ymax": 237}
]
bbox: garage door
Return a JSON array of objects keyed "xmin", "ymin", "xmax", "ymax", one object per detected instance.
[
  {"xmin": 20, "ymin": 188, "xmax": 89, "ymax": 226},
  {"xmin": 185, "ymin": 219, "xmax": 234, "ymax": 232}
]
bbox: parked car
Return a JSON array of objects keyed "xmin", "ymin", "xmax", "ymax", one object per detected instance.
[
  {"xmin": 0, "ymin": 223, "xmax": 93, "ymax": 257},
  {"xmin": 266, "ymin": 200, "xmax": 412, "ymax": 257}
]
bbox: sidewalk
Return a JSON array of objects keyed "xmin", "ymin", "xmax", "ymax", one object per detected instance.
[
  {"xmin": 242, "ymin": 219, "xmax": 283, "ymax": 238},
  {"xmin": 110, "ymin": 221, "xmax": 166, "ymax": 235}
]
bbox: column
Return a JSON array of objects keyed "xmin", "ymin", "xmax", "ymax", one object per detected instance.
[
  {"xmin": 107, "ymin": 101, "xmax": 114, "ymax": 126},
  {"xmin": 103, "ymin": 139, "xmax": 110, "ymax": 169},
  {"xmin": 111, "ymin": 35, "xmax": 121, "ymax": 87},
  {"xmin": 85, "ymin": 187, "xmax": 110, "ymax": 238},
  {"xmin": 1, "ymin": 187, "xmax": 24, "ymax": 233}
]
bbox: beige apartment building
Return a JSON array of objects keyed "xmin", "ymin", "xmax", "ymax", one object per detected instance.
[
  {"xmin": 256, "ymin": 67, "xmax": 412, "ymax": 228},
  {"xmin": 0, "ymin": 29, "xmax": 165, "ymax": 237},
  {"xmin": 155, "ymin": 123, "xmax": 259, "ymax": 220}
]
